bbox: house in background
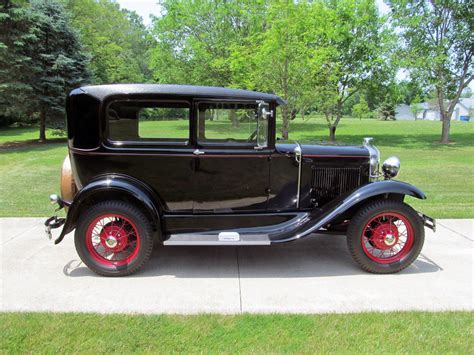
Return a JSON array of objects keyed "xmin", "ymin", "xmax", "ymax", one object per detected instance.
[
  {"xmin": 417, "ymin": 102, "xmax": 441, "ymax": 121},
  {"xmin": 395, "ymin": 98, "xmax": 473, "ymax": 121},
  {"xmin": 394, "ymin": 104, "xmax": 415, "ymax": 120},
  {"xmin": 453, "ymin": 98, "xmax": 473, "ymax": 121}
]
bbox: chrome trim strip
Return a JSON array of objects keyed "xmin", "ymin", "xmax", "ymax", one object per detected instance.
[
  {"xmin": 163, "ymin": 240, "xmax": 271, "ymax": 246},
  {"xmin": 294, "ymin": 141, "xmax": 302, "ymax": 208},
  {"xmin": 164, "ymin": 233, "xmax": 271, "ymax": 246}
]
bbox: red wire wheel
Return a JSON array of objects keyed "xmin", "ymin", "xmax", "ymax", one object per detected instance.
[
  {"xmin": 361, "ymin": 212, "xmax": 414, "ymax": 264},
  {"xmin": 85, "ymin": 214, "xmax": 141, "ymax": 267}
]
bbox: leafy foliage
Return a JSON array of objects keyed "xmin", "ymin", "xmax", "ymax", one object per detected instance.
[
  {"xmin": 2, "ymin": 0, "xmax": 471, "ymax": 143},
  {"xmin": 65, "ymin": 0, "xmax": 153, "ymax": 84},
  {"xmin": 0, "ymin": 0, "xmax": 90, "ymax": 140},
  {"xmin": 312, "ymin": 0, "xmax": 394, "ymax": 140},
  {"xmin": 150, "ymin": 0, "xmax": 265, "ymax": 86},
  {"xmin": 352, "ymin": 97, "xmax": 371, "ymax": 119},
  {"xmin": 389, "ymin": 0, "xmax": 473, "ymax": 142}
]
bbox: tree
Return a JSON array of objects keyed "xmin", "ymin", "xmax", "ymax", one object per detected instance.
[
  {"xmin": 311, "ymin": 0, "xmax": 393, "ymax": 141},
  {"xmin": 0, "ymin": 0, "xmax": 90, "ymax": 140},
  {"xmin": 65, "ymin": 0, "xmax": 152, "ymax": 84},
  {"xmin": 389, "ymin": 0, "xmax": 473, "ymax": 143},
  {"xmin": 378, "ymin": 100, "xmax": 396, "ymax": 120},
  {"xmin": 231, "ymin": 0, "xmax": 315, "ymax": 140},
  {"xmin": 352, "ymin": 97, "xmax": 370, "ymax": 119},
  {"xmin": 410, "ymin": 94, "xmax": 423, "ymax": 119},
  {"xmin": 0, "ymin": 0, "xmax": 33, "ymax": 126},
  {"xmin": 150, "ymin": 0, "xmax": 265, "ymax": 86}
]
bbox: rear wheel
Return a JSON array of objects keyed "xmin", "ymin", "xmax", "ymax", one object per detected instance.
[
  {"xmin": 75, "ymin": 201, "xmax": 154, "ymax": 276},
  {"xmin": 347, "ymin": 200, "xmax": 424, "ymax": 274}
]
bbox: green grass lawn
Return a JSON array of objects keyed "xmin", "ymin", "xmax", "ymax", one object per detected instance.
[
  {"xmin": 0, "ymin": 118, "xmax": 473, "ymax": 217},
  {"xmin": 1, "ymin": 312, "xmax": 472, "ymax": 353},
  {"xmin": 0, "ymin": 125, "xmax": 64, "ymax": 143}
]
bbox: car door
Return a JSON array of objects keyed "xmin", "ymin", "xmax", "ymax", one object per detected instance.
[
  {"xmin": 192, "ymin": 100, "xmax": 272, "ymax": 213},
  {"xmin": 104, "ymin": 98, "xmax": 195, "ymax": 213}
]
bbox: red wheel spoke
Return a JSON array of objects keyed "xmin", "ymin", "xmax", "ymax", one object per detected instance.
[
  {"xmin": 86, "ymin": 214, "xmax": 141, "ymax": 267},
  {"xmin": 361, "ymin": 211, "xmax": 414, "ymax": 264}
]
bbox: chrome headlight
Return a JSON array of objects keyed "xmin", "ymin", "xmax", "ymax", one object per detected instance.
[
  {"xmin": 382, "ymin": 156, "xmax": 400, "ymax": 179},
  {"xmin": 363, "ymin": 137, "xmax": 380, "ymax": 180}
]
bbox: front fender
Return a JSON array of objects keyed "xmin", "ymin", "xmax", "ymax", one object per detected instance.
[
  {"xmin": 54, "ymin": 174, "xmax": 163, "ymax": 244},
  {"xmin": 272, "ymin": 180, "xmax": 426, "ymax": 243},
  {"xmin": 329, "ymin": 180, "xmax": 426, "ymax": 207}
]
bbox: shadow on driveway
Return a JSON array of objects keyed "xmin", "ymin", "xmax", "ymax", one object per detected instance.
[{"xmin": 63, "ymin": 234, "xmax": 442, "ymax": 279}]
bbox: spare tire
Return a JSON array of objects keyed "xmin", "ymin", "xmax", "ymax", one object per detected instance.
[{"xmin": 60, "ymin": 155, "xmax": 78, "ymax": 205}]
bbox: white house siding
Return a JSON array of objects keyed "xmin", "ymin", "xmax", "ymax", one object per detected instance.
[
  {"xmin": 453, "ymin": 98, "xmax": 473, "ymax": 121},
  {"xmin": 424, "ymin": 109, "xmax": 441, "ymax": 121},
  {"xmin": 400, "ymin": 99, "xmax": 472, "ymax": 121},
  {"xmin": 395, "ymin": 104, "xmax": 415, "ymax": 120}
]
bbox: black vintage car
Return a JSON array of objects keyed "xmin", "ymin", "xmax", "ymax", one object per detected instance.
[{"xmin": 45, "ymin": 84, "xmax": 435, "ymax": 276}]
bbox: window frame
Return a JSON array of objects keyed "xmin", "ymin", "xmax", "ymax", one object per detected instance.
[
  {"xmin": 105, "ymin": 99, "xmax": 192, "ymax": 148},
  {"xmin": 194, "ymin": 99, "xmax": 268, "ymax": 149}
]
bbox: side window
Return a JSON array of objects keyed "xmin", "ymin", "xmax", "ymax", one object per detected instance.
[
  {"xmin": 107, "ymin": 101, "xmax": 189, "ymax": 142},
  {"xmin": 197, "ymin": 102, "xmax": 266, "ymax": 146}
]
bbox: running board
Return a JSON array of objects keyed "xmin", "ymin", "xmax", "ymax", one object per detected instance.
[{"xmin": 163, "ymin": 232, "xmax": 271, "ymax": 246}]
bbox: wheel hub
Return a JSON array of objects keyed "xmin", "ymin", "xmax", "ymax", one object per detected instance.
[
  {"xmin": 384, "ymin": 233, "xmax": 396, "ymax": 246},
  {"xmin": 371, "ymin": 223, "xmax": 399, "ymax": 250},
  {"xmin": 105, "ymin": 235, "xmax": 118, "ymax": 248},
  {"xmin": 100, "ymin": 224, "xmax": 128, "ymax": 252}
]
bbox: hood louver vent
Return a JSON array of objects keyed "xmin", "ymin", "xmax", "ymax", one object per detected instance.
[{"xmin": 311, "ymin": 167, "xmax": 364, "ymax": 206}]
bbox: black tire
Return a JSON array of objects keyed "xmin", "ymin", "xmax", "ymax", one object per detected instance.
[
  {"xmin": 75, "ymin": 201, "xmax": 154, "ymax": 276},
  {"xmin": 347, "ymin": 199, "xmax": 424, "ymax": 274}
]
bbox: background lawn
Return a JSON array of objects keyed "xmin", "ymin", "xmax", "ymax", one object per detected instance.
[
  {"xmin": 1, "ymin": 311, "xmax": 472, "ymax": 353},
  {"xmin": 0, "ymin": 126, "xmax": 64, "ymax": 143},
  {"xmin": 0, "ymin": 118, "xmax": 473, "ymax": 217}
]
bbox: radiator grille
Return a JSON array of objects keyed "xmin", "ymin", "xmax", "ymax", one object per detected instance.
[{"xmin": 311, "ymin": 167, "xmax": 363, "ymax": 206}]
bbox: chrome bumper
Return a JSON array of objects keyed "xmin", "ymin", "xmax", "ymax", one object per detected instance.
[
  {"xmin": 44, "ymin": 216, "xmax": 66, "ymax": 240},
  {"xmin": 419, "ymin": 212, "xmax": 436, "ymax": 232}
]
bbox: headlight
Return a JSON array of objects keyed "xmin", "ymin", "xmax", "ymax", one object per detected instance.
[
  {"xmin": 363, "ymin": 137, "xmax": 380, "ymax": 180},
  {"xmin": 382, "ymin": 156, "xmax": 400, "ymax": 179}
]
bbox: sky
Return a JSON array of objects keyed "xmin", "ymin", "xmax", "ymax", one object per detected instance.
[{"xmin": 116, "ymin": 0, "xmax": 160, "ymax": 26}]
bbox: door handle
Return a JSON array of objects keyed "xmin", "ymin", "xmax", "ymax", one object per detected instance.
[{"xmin": 193, "ymin": 149, "xmax": 205, "ymax": 155}]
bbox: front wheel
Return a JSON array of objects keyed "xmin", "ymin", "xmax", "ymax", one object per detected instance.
[
  {"xmin": 347, "ymin": 200, "xmax": 424, "ymax": 274},
  {"xmin": 75, "ymin": 201, "xmax": 154, "ymax": 276}
]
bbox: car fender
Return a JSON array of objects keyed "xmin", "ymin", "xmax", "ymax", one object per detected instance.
[
  {"xmin": 54, "ymin": 174, "xmax": 163, "ymax": 244},
  {"xmin": 272, "ymin": 180, "xmax": 426, "ymax": 243}
]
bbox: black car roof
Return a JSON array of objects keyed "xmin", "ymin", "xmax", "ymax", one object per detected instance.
[{"xmin": 73, "ymin": 84, "xmax": 286, "ymax": 105}]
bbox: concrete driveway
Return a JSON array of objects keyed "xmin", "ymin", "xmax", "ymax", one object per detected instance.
[{"xmin": 1, "ymin": 218, "xmax": 472, "ymax": 314}]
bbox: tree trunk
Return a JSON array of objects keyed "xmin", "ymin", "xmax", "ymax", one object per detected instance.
[
  {"xmin": 39, "ymin": 109, "xmax": 46, "ymax": 142},
  {"xmin": 229, "ymin": 109, "xmax": 238, "ymax": 128},
  {"xmin": 281, "ymin": 106, "xmax": 289, "ymax": 140},
  {"xmin": 437, "ymin": 86, "xmax": 451, "ymax": 144},
  {"xmin": 440, "ymin": 112, "xmax": 451, "ymax": 144},
  {"xmin": 329, "ymin": 125, "xmax": 336, "ymax": 142},
  {"xmin": 328, "ymin": 101, "xmax": 343, "ymax": 142}
]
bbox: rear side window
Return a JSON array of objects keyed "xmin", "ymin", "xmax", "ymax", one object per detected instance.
[{"xmin": 107, "ymin": 101, "xmax": 189, "ymax": 142}]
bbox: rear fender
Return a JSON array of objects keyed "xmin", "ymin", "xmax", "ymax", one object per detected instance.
[{"xmin": 54, "ymin": 174, "xmax": 163, "ymax": 244}]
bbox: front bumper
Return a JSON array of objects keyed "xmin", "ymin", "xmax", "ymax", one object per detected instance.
[
  {"xmin": 44, "ymin": 216, "xmax": 66, "ymax": 240},
  {"xmin": 44, "ymin": 194, "xmax": 70, "ymax": 241},
  {"xmin": 419, "ymin": 212, "xmax": 436, "ymax": 232}
]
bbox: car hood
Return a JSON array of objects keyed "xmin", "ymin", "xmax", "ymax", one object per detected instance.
[{"xmin": 275, "ymin": 142, "xmax": 369, "ymax": 158}]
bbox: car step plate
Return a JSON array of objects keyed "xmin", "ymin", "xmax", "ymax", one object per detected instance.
[{"xmin": 163, "ymin": 232, "xmax": 271, "ymax": 246}]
